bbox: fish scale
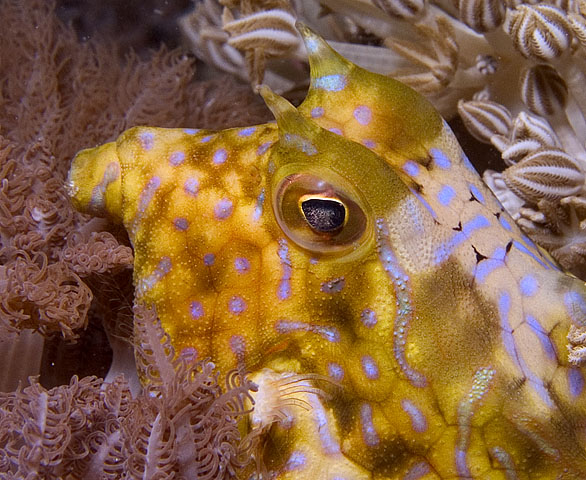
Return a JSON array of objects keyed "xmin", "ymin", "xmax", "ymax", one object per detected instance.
[{"xmin": 67, "ymin": 24, "xmax": 586, "ymax": 479}]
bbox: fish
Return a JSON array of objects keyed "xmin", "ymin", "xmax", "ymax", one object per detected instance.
[{"xmin": 67, "ymin": 24, "xmax": 586, "ymax": 479}]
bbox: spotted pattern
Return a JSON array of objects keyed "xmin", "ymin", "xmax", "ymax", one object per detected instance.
[
  {"xmin": 314, "ymin": 74, "xmax": 347, "ymax": 92},
  {"xmin": 169, "ymin": 150, "xmax": 185, "ymax": 166},
  {"xmin": 183, "ymin": 177, "xmax": 199, "ymax": 197},
  {"xmin": 190, "ymin": 301, "xmax": 204, "ymax": 319},
  {"xmin": 213, "ymin": 148, "xmax": 228, "ymax": 164},
  {"xmin": 234, "ymin": 257, "xmax": 250, "ymax": 274},
  {"xmin": 68, "ymin": 26, "xmax": 586, "ymax": 480},
  {"xmin": 228, "ymin": 295, "xmax": 247, "ymax": 314},
  {"xmin": 214, "ymin": 198, "xmax": 233, "ymax": 219},
  {"xmin": 353, "ymin": 105, "xmax": 372, "ymax": 125},
  {"xmin": 173, "ymin": 217, "xmax": 189, "ymax": 231},
  {"xmin": 361, "ymin": 355, "xmax": 379, "ymax": 380}
]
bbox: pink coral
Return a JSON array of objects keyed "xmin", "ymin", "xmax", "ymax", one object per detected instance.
[
  {"xmin": 0, "ymin": 307, "xmax": 256, "ymax": 478},
  {"xmin": 0, "ymin": 0, "xmax": 266, "ymax": 476},
  {"xmin": 0, "ymin": 0, "xmax": 269, "ymax": 342},
  {"xmin": 0, "ymin": 251, "xmax": 91, "ymax": 340}
]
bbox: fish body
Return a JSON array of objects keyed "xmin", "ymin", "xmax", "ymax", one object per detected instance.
[{"xmin": 68, "ymin": 25, "xmax": 586, "ymax": 479}]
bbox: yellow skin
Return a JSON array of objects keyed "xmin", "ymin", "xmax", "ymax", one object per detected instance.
[{"xmin": 68, "ymin": 26, "xmax": 586, "ymax": 479}]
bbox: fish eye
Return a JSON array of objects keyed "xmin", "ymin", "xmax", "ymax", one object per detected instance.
[
  {"xmin": 272, "ymin": 170, "xmax": 370, "ymax": 255},
  {"xmin": 300, "ymin": 195, "xmax": 346, "ymax": 233}
]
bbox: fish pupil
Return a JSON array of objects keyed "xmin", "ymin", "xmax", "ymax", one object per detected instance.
[{"xmin": 300, "ymin": 197, "xmax": 346, "ymax": 233}]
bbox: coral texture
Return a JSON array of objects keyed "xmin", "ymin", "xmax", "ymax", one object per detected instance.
[
  {"xmin": 0, "ymin": 0, "xmax": 270, "ymax": 342},
  {"xmin": 0, "ymin": 0, "xmax": 267, "ymax": 475},
  {"xmin": 0, "ymin": 306, "xmax": 256, "ymax": 479}
]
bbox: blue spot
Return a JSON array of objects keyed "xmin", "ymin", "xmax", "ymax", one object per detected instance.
[
  {"xmin": 204, "ymin": 253, "xmax": 215, "ymax": 266},
  {"xmin": 328, "ymin": 362, "xmax": 344, "ymax": 380},
  {"xmin": 402, "ymin": 160, "xmax": 420, "ymax": 177},
  {"xmin": 360, "ymin": 308, "xmax": 377, "ymax": 328},
  {"xmin": 238, "ymin": 127, "xmax": 256, "ymax": 137},
  {"xmin": 213, "ymin": 148, "xmax": 227, "ymax": 164},
  {"xmin": 403, "ymin": 462, "xmax": 430, "ymax": 480},
  {"xmin": 183, "ymin": 128, "xmax": 200, "ymax": 135},
  {"xmin": 469, "ymin": 183, "xmax": 485, "ymax": 204},
  {"xmin": 137, "ymin": 176, "xmax": 160, "ymax": 215},
  {"xmin": 361, "ymin": 355, "xmax": 379, "ymax": 380},
  {"xmin": 569, "ymin": 368, "xmax": 584, "ymax": 397},
  {"xmin": 328, "ymin": 127, "xmax": 343, "ymax": 136},
  {"xmin": 229, "ymin": 335, "xmax": 246, "ymax": 355},
  {"xmin": 278, "ymin": 239, "xmax": 292, "ymax": 300},
  {"xmin": 284, "ymin": 133, "xmax": 318, "ymax": 155},
  {"xmin": 362, "ymin": 139, "xmax": 376, "ymax": 149},
  {"xmin": 564, "ymin": 290, "xmax": 586, "ymax": 324},
  {"xmin": 285, "ymin": 451, "xmax": 306, "ymax": 471},
  {"xmin": 229, "ymin": 296, "xmax": 247, "ymax": 314},
  {"xmin": 184, "ymin": 177, "xmax": 199, "ymax": 197},
  {"xmin": 437, "ymin": 185, "xmax": 456, "ymax": 206},
  {"xmin": 498, "ymin": 215, "xmax": 512, "ymax": 231},
  {"xmin": 315, "ymin": 326, "xmax": 340, "ymax": 343},
  {"xmin": 498, "ymin": 291, "xmax": 511, "ymax": 325},
  {"xmin": 522, "ymin": 234, "xmax": 537, "ymax": 249},
  {"xmin": 431, "ymin": 148, "xmax": 451, "ymax": 169},
  {"xmin": 401, "ymin": 399, "xmax": 427, "ymax": 433},
  {"xmin": 455, "ymin": 447, "xmax": 471, "ymax": 477},
  {"xmin": 519, "ymin": 275, "xmax": 539, "ymax": 296},
  {"xmin": 499, "ymin": 292, "xmax": 519, "ymax": 364},
  {"xmin": 314, "ymin": 74, "xmax": 347, "ymax": 92},
  {"xmin": 311, "ymin": 106, "xmax": 324, "ymax": 118},
  {"xmin": 180, "ymin": 346, "xmax": 198, "ymax": 361},
  {"xmin": 190, "ymin": 301, "xmax": 204, "ymax": 319},
  {"xmin": 214, "ymin": 198, "xmax": 233, "ymax": 219},
  {"xmin": 526, "ymin": 315, "xmax": 556, "ymax": 360},
  {"xmin": 200, "ymin": 135, "xmax": 213, "ymax": 143},
  {"xmin": 275, "ymin": 320, "xmax": 305, "ymax": 334},
  {"xmin": 278, "ymin": 280, "xmax": 291, "ymax": 301},
  {"xmin": 257, "ymin": 141, "xmax": 273, "ymax": 156},
  {"xmin": 353, "ymin": 105, "xmax": 372, "ymax": 125},
  {"xmin": 305, "ymin": 37, "xmax": 319, "ymax": 53},
  {"xmin": 173, "ymin": 217, "xmax": 189, "ymax": 231},
  {"xmin": 360, "ymin": 403, "xmax": 379, "ymax": 446},
  {"xmin": 169, "ymin": 150, "xmax": 185, "ymax": 166},
  {"xmin": 139, "ymin": 131, "xmax": 154, "ymax": 150},
  {"xmin": 252, "ymin": 189, "xmax": 265, "ymax": 221},
  {"xmin": 463, "ymin": 215, "xmax": 490, "ymax": 235},
  {"xmin": 234, "ymin": 257, "xmax": 250, "ymax": 273}
]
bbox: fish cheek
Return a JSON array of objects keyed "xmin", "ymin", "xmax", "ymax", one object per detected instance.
[{"xmin": 410, "ymin": 260, "xmax": 502, "ymax": 416}]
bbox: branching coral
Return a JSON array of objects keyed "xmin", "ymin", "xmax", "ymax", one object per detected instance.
[{"xmin": 0, "ymin": 306, "xmax": 256, "ymax": 479}]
